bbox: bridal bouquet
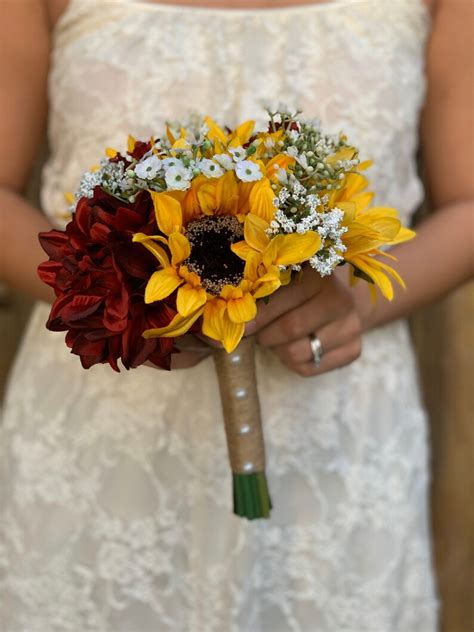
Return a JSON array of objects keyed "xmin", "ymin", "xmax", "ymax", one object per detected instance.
[{"xmin": 38, "ymin": 108, "xmax": 414, "ymax": 519}]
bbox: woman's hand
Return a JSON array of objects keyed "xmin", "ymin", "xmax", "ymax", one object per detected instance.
[
  {"xmin": 249, "ymin": 268, "xmax": 363, "ymax": 377},
  {"xmin": 170, "ymin": 335, "xmax": 213, "ymax": 369},
  {"xmin": 144, "ymin": 334, "xmax": 212, "ymax": 370}
]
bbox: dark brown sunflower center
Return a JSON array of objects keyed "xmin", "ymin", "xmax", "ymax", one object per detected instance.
[{"xmin": 184, "ymin": 215, "xmax": 245, "ymax": 295}]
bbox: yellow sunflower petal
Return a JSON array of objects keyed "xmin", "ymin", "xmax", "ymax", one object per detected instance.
[
  {"xmin": 143, "ymin": 307, "xmax": 204, "ymax": 339},
  {"xmin": 252, "ymin": 269, "xmax": 281, "ymax": 299},
  {"xmin": 168, "ymin": 232, "xmax": 191, "ymax": 266},
  {"xmin": 220, "ymin": 285, "xmax": 242, "ymax": 301},
  {"xmin": 227, "ymin": 292, "xmax": 257, "ymax": 324},
  {"xmin": 363, "ymin": 216, "xmax": 401, "ymax": 240},
  {"xmin": 243, "ymin": 250, "xmax": 262, "ymax": 281},
  {"xmin": 182, "ymin": 175, "xmax": 207, "ymax": 223},
  {"xmin": 350, "ymin": 191, "xmax": 374, "ymax": 213},
  {"xmin": 263, "ymin": 231, "xmax": 321, "ymax": 267},
  {"xmin": 324, "ymin": 146, "xmax": 357, "ymax": 166},
  {"xmin": 166, "ymin": 125, "xmax": 176, "ymax": 145},
  {"xmin": 248, "ymin": 179, "xmax": 276, "ymax": 223},
  {"xmin": 237, "ymin": 181, "xmax": 254, "ymax": 215},
  {"xmin": 204, "ymin": 116, "xmax": 228, "ymax": 144},
  {"xmin": 149, "ymin": 191, "xmax": 183, "ymax": 235},
  {"xmin": 335, "ymin": 173, "xmax": 369, "ymax": 204},
  {"xmin": 215, "ymin": 171, "xmax": 239, "ymax": 216},
  {"xmin": 364, "ymin": 255, "xmax": 406, "ymax": 289},
  {"xmin": 231, "ymin": 240, "xmax": 254, "ymax": 261},
  {"xmin": 350, "ymin": 256, "xmax": 394, "ymax": 300},
  {"xmin": 133, "ymin": 233, "xmax": 170, "ymax": 267},
  {"xmin": 177, "ymin": 284, "xmax": 207, "ymax": 317},
  {"xmin": 221, "ymin": 312, "xmax": 245, "ymax": 353},
  {"xmin": 127, "ymin": 135, "xmax": 136, "ymax": 153},
  {"xmin": 202, "ymin": 299, "xmax": 226, "ymax": 341},
  {"xmin": 144, "ymin": 268, "xmax": 182, "ymax": 304},
  {"xmin": 280, "ymin": 268, "xmax": 292, "ymax": 286},
  {"xmin": 389, "ymin": 225, "xmax": 416, "ymax": 246},
  {"xmin": 244, "ymin": 213, "xmax": 270, "ymax": 252},
  {"xmin": 342, "ymin": 223, "xmax": 388, "ymax": 258},
  {"xmin": 265, "ymin": 154, "xmax": 295, "ymax": 180},
  {"xmin": 230, "ymin": 119, "xmax": 255, "ymax": 145},
  {"xmin": 197, "ymin": 180, "xmax": 218, "ymax": 215},
  {"xmin": 172, "ymin": 137, "xmax": 190, "ymax": 150}
]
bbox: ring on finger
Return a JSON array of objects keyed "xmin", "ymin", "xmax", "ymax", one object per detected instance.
[{"xmin": 309, "ymin": 332, "xmax": 324, "ymax": 367}]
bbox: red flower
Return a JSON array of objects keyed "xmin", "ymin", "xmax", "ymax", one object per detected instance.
[{"xmin": 38, "ymin": 189, "xmax": 177, "ymax": 371}]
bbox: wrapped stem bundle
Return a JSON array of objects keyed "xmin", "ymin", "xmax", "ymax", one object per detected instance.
[{"xmin": 213, "ymin": 336, "xmax": 271, "ymax": 519}]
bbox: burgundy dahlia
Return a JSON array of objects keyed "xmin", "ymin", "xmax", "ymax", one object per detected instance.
[{"xmin": 38, "ymin": 188, "xmax": 177, "ymax": 371}]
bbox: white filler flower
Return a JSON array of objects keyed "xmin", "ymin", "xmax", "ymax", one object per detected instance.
[
  {"xmin": 229, "ymin": 146, "xmax": 247, "ymax": 162},
  {"xmin": 198, "ymin": 158, "xmax": 224, "ymax": 178},
  {"xmin": 162, "ymin": 157, "xmax": 181, "ymax": 169},
  {"xmin": 214, "ymin": 153, "xmax": 235, "ymax": 171},
  {"xmin": 165, "ymin": 165, "xmax": 192, "ymax": 190},
  {"xmin": 235, "ymin": 160, "xmax": 263, "ymax": 182},
  {"xmin": 134, "ymin": 155, "xmax": 162, "ymax": 180}
]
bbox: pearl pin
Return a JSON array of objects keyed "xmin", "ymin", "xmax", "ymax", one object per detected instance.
[
  {"xmin": 243, "ymin": 462, "xmax": 254, "ymax": 473},
  {"xmin": 234, "ymin": 387, "xmax": 247, "ymax": 400},
  {"xmin": 239, "ymin": 424, "xmax": 251, "ymax": 435}
]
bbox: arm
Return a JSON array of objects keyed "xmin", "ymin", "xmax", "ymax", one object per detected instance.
[
  {"xmin": 0, "ymin": 0, "xmax": 53, "ymax": 303},
  {"xmin": 0, "ymin": 0, "xmax": 209, "ymax": 369},
  {"xmin": 252, "ymin": 0, "xmax": 473, "ymax": 376},
  {"xmin": 355, "ymin": 0, "xmax": 473, "ymax": 331}
]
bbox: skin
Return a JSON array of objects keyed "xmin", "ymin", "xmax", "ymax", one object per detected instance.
[{"xmin": 0, "ymin": 0, "xmax": 472, "ymax": 374}]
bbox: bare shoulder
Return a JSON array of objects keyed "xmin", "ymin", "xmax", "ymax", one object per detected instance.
[{"xmin": 421, "ymin": 0, "xmax": 474, "ymax": 207}]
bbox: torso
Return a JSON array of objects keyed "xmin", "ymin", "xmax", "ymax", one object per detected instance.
[{"xmin": 46, "ymin": 0, "xmax": 436, "ymax": 29}]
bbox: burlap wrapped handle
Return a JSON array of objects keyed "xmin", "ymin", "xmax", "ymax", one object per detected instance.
[{"xmin": 213, "ymin": 336, "xmax": 271, "ymax": 519}]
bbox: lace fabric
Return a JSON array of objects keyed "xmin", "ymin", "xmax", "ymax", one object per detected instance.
[{"xmin": 1, "ymin": 1, "xmax": 438, "ymax": 630}]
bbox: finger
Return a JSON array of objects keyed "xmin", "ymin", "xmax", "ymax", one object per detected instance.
[
  {"xmin": 171, "ymin": 349, "xmax": 211, "ymax": 370},
  {"xmin": 252, "ymin": 269, "xmax": 325, "ymax": 333},
  {"xmin": 283, "ymin": 338, "xmax": 363, "ymax": 378},
  {"xmin": 272, "ymin": 310, "xmax": 362, "ymax": 366},
  {"xmin": 257, "ymin": 281, "xmax": 351, "ymax": 348},
  {"xmin": 174, "ymin": 334, "xmax": 214, "ymax": 353}
]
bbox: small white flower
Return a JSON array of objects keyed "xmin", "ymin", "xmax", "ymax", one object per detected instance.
[
  {"xmin": 276, "ymin": 168, "xmax": 288, "ymax": 184},
  {"xmin": 295, "ymin": 154, "xmax": 309, "ymax": 170},
  {"xmin": 165, "ymin": 165, "xmax": 192, "ymax": 190},
  {"xmin": 287, "ymin": 129, "xmax": 300, "ymax": 143},
  {"xmin": 214, "ymin": 153, "xmax": 235, "ymax": 171},
  {"xmin": 235, "ymin": 160, "xmax": 263, "ymax": 182},
  {"xmin": 134, "ymin": 155, "xmax": 162, "ymax": 180},
  {"xmin": 162, "ymin": 157, "xmax": 181, "ymax": 169},
  {"xmin": 198, "ymin": 158, "xmax": 224, "ymax": 178},
  {"xmin": 229, "ymin": 146, "xmax": 247, "ymax": 162}
]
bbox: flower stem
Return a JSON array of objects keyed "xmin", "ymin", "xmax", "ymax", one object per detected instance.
[{"xmin": 233, "ymin": 472, "xmax": 272, "ymax": 520}]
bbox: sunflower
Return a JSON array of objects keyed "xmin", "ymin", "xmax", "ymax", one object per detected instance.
[
  {"xmin": 327, "ymin": 171, "xmax": 415, "ymax": 300},
  {"xmin": 133, "ymin": 168, "xmax": 320, "ymax": 352}
]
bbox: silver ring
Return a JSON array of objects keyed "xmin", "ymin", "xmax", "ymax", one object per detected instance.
[{"xmin": 309, "ymin": 333, "xmax": 324, "ymax": 367}]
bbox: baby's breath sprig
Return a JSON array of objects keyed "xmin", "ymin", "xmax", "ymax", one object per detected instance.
[{"xmin": 283, "ymin": 121, "xmax": 360, "ymax": 193}]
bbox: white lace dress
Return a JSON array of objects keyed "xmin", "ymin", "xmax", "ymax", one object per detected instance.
[{"xmin": 0, "ymin": 1, "xmax": 438, "ymax": 630}]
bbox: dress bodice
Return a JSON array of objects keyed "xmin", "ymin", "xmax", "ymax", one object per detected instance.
[{"xmin": 42, "ymin": 0, "xmax": 430, "ymax": 227}]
